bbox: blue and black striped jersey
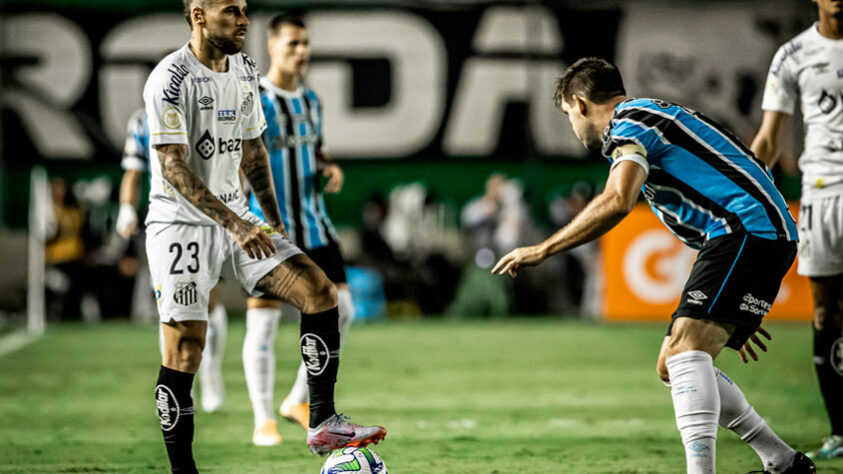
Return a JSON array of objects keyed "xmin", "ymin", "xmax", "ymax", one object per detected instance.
[
  {"xmin": 602, "ymin": 98, "xmax": 798, "ymax": 249},
  {"xmin": 248, "ymin": 77, "xmax": 337, "ymax": 250},
  {"xmin": 121, "ymin": 109, "xmax": 150, "ymax": 172}
]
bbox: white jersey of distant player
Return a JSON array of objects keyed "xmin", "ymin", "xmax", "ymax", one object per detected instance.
[
  {"xmin": 762, "ymin": 22, "xmax": 843, "ymax": 195},
  {"xmin": 143, "ymin": 43, "xmax": 266, "ymax": 226}
]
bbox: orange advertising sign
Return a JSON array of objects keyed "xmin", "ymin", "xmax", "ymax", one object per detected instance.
[{"xmin": 601, "ymin": 203, "xmax": 812, "ymax": 321}]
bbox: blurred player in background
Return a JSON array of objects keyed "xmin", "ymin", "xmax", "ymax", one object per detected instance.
[
  {"xmin": 751, "ymin": 0, "xmax": 843, "ymax": 461},
  {"xmin": 145, "ymin": 1, "xmax": 384, "ymax": 471},
  {"xmin": 116, "ymin": 108, "xmax": 227, "ymax": 413},
  {"xmin": 494, "ymin": 58, "xmax": 814, "ymax": 474},
  {"xmin": 242, "ymin": 13, "xmax": 355, "ymax": 447}
]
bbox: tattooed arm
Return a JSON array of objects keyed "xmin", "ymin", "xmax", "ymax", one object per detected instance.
[
  {"xmin": 156, "ymin": 143, "xmax": 276, "ymax": 259},
  {"xmin": 240, "ymin": 137, "xmax": 288, "ymax": 237}
]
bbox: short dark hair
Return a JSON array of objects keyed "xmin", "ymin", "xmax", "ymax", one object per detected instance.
[
  {"xmin": 553, "ymin": 57, "xmax": 626, "ymax": 108},
  {"xmin": 183, "ymin": 0, "xmax": 214, "ymax": 29},
  {"xmin": 268, "ymin": 13, "xmax": 306, "ymax": 35}
]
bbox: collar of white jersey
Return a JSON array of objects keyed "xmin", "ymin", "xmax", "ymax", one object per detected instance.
[
  {"xmin": 181, "ymin": 43, "xmax": 235, "ymax": 78},
  {"xmin": 259, "ymin": 76, "xmax": 304, "ymax": 99},
  {"xmin": 811, "ymin": 22, "xmax": 843, "ymax": 48}
]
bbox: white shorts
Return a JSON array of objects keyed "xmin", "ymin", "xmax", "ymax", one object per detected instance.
[
  {"xmin": 797, "ymin": 192, "xmax": 843, "ymax": 277},
  {"xmin": 146, "ymin": 212, "xmax": 302, "ymax": 322}
]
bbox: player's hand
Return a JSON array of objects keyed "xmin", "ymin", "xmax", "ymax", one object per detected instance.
[
  {"xmin": 322, "ymin": 164, "xmax": 344, "ymax": 193},
  {"xmin": 738, "ymin": 326, "xmax": 772, "ymax": 363},
  {"xmin": 491, "ymin": 245, "xmax": 545, "ymax": 278},
  {"xmin": 116, "ymin": 204, "xmax": 139, "ymax": 238},
  {"xmin": 230, "ymin": 220, "xmax": 276, "ymax": 260}
]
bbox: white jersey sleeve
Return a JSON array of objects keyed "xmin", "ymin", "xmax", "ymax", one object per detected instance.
[
  {"xmin": 144, "ymin": 61, "xmax": 190, "ymax": 147},
  {"xmin": 761, "ymin": 42, "xmax": 799, "ymax": 115},
  {"xmin": 239, "ymin": 54, "xmax": 267, "ymax": 140}
]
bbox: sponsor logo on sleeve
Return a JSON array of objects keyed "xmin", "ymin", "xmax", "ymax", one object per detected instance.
[
  {"xmin": 739, "ymin": 293, "xmax": 772, "ymax": 316},
  {"xmin": 161, "ymin": 64, "xmax": 190, "ymax": 105},
  {"xmin": 195, "ymin": 130, "xmax": 215, "ymax": 160},
  {"xmin": 162, "ymin": 107, "xmax": 182, "ymax": 129}
]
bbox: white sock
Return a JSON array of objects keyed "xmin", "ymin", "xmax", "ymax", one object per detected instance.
[
  {"xmin": 715, "ymin": 368, "xmax": 795, "ymax": 473},
  {"xmin": 198, "ymin": 305, "xmax": 227, "ymax": 410},
  {"xmin": 666, "ymin": 350, "xmax": 719, "ymax": 474},
  {"xmin": 285, "ymin": 289, "xmax": 355, "ymax": 405},
  {"xmin": 243, "ymin": 307, "xmax": 280, "ymax": 427}
]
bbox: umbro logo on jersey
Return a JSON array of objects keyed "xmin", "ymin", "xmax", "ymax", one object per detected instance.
[
  {"xmin": 173, "ymin": 281, "xmax": 198, "ymax": 306},
  {"xmin": 198, "ymin": 96, "xmax": 214, "ymax": 111},
  {"xmin": 811, "ymin": 62, "xmax": 830, "ymax": 74},
  {"xmin": 687, "ymin": 290, "xmax": 707, "ymax": 305},
  {"xmin": 195, "ymin": 130, "xmax": 215, "ymax": 160}
]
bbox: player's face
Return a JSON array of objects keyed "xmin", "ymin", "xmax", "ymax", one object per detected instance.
[
  {"xmin": 815, "ymin": 0, "xmax": 843, "ymax": 18},
  {"xmin": 269, "ymin": 25, "xmax": 310, "ymax": 76},
  {"xmin": 203, "ymin": 0, "xmax": 249, "ymax": 55},
  {"xmin": 561, "ymin": 99, "xmax": 603, "ymax": 150}
]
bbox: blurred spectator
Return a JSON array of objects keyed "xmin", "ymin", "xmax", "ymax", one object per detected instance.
[
  {"xmin": 447, "ymin": 173, "xmax": 540, "ymax": 317},
  {"xmin": 44, "ymin": 177, "xmax": 90, "ymax": 321},
  {"xmin": 546, "ymin": 181, "xmax": 601, "ymax": 318}
]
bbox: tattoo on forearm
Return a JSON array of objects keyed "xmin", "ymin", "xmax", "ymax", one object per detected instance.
[
  {"xmin": 156, "ymin": 144, "xmax": 241, "ymax": 230},
  {"xmin": 241, "ymin": 138, "xmax": 284, "ymax": 230}
]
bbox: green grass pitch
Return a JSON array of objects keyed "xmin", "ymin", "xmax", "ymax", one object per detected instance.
[{"xmin": 0, "ymin": 319, "xmax": 841, "ymax": 473}]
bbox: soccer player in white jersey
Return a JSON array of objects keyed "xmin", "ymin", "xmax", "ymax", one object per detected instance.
[
  {"xmin": 751, "ymin": 0, "xmax": 843, "ymax": 461},
  {"xmin": 116, "ymin": 108, "xmax": 227, "ymax": 413},
  {"xmin": 241, "ymin": 14, "xmax": 356, "ymax": 446},
  {"xmin": 145, "ymin": 2, "xmax": 385, "ymax": 471}
]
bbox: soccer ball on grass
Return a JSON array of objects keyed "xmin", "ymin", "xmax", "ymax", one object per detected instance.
[{"xmin": 321, "ymin": 446, "xmax": 387, "ymax": 474}]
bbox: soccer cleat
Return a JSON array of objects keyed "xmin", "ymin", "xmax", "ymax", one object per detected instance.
[
  {"xmin": 280, "ymin": 396, "xmax": 310, "ymax": 431},
  {"xmin": 306, "ymin": 413, "xmax": 386, "ymax": 456},
  {"xmin": 807, "ymin": 434, "xmax": 843, "ymax": 460},
  {"xmin": 252, "ymin": 420, "xmax": 282, "ymax": 447},
  {"xmin": 746, "ymin": 452, "xmax": 816, "ymax": 474}
]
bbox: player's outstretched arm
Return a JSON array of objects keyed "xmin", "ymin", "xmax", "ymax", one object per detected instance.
[
  {"xmin": 750, "ymin": 110, "xmax": 790, "ymax": 169},
  {"xmin": 492, "ymin": 161, "xmax": 646, "ymax": 278},
  {"xmin": 156, "ymin": 143, "xmax": 276, "ymax": 259},
  {"xmin": 116, "ymin": 169, "xmax": 143, "ymax": 238},
  {"xmin": 240, "ymin": 137, "xmax": 288, "ymax": 238}
]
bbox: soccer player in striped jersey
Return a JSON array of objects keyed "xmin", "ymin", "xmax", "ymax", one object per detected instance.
[
  {"xmin": 493, "ymin": 58, "xmax": 814, "ymax": 474},
  {"xmin": 116, "ymin": 108, "xmax": 228, "ymax": 414},
  {"xmin": 242, "ymin": 13, "xmax": 355, "ymax": 447},
  {"xmin": 751, "ymin": 0, "xmax": 843, "ymax": 460}
]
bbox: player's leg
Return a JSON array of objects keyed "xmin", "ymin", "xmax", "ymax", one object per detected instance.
[
  {"xmin": 807, "ymin": 275, "xmax": 843, "ymax": 460},
  {"xmin": 158, "ymin": 320, "xmax": 206, "ymax": 474},
  {"xmin": 657, "ymin": 317, "xmax": 728, "ymax": 474},
  {"xmin": 242, "ymin": 295, "xmax": 283, "ymax": 446},
  {"xmin": 198, "ymin": 284, "xmax": 227, "ymax": 413},
  {"xmin": 254, "ymin": 255, "xmax": 384, "ymax": 455}
]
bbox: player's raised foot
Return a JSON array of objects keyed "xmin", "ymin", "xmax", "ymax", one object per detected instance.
[
  {"xmin": 306, "ymin": 413, "xmax": 386, "ymax": 456},
  {"xmin": 807, "ymin": 435, "xmax": 843, "ymax": 460},
  {"xmin": 747, "ymin": 452, "xmax": 816, "ymax": 474},
  {"xmin": 280, "ymin": 396, "xmax": 310, "ymax": 430},
  {"xmin": 252, "ymin": 420, "xmax": 282, "ymax": 447}
]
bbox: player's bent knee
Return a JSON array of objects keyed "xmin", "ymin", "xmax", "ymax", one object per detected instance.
[{"xmin": 300, "ymin": 277, "xmax": 337, "ymax": 314}]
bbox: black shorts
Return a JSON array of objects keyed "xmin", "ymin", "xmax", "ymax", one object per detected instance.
[
  {"xmin": 667, "ymin": 233, "xmax": 797, "ymax": 350},
  {"xmin": 303, "ymin": 241, "xmax": 347, "ymax": 284}
]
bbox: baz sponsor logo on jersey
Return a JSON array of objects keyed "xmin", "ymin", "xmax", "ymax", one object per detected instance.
[
  {"xmin": 173, "ymin": 281, "xmax": 198, "ymax": 306},
  {"xmin": 300, "ymin": 333, "xmax": 330, "ymax": 376},
  {"xmin": 240, "ymin": 91, "xmax": 254, "ymax": 116},
  {"xmin": 739, "ymin": 293, "xmax": 772, "ymax": 315},
  {"xmin": 687, "ymin": 290, "xmax": 707, "ymax": 306},
  {"xmin": 195, "ymin": 130, "xmax": 215, "ymax": 160},
  {"xmin": 161, "ymin": 64, "xmax": 189, "ymax": 105},
  {"xmin": 198, "ymin": 95, "xmax": 214, "ymax": 111},
  {"xmin": 217, "ymin": 109, "xmax": 236, "ymax": 124}
]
